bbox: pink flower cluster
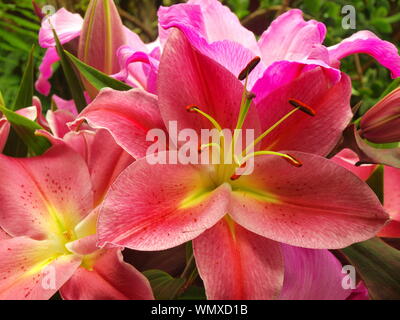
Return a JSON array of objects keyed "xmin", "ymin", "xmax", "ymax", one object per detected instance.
[{"xmin": 0, "ymin": 0, "xmax": 399, "ymax": 300}]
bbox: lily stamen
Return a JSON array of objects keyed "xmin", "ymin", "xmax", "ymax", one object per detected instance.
[
  {"xmin": 238, "ymin": 56, "xmax": 261, "ymax": 81},
  {"xmin": 243, "ymin": 99, "xmax": 316, "ymax": 155},
  {"xmin": 185, "ymin": 105, "xmax": 223, "ymax": 132}
]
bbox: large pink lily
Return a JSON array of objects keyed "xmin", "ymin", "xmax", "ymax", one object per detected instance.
[
  {"xmin": 333, "ymin": 149, "xmax": 400, "ymax": 238},
  {"xmin": 74, "ymin": 29, "xmax": 388, "ymax": 299},
  {"xmin": 0, "ymin": 112, "xmax": 153, "ymax": 299}
]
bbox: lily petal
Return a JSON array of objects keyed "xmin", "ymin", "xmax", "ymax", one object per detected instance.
[
  {"xmin": 0, "ymin": 237, "xmax": 81, "ymax": 300},
  {"xmin": 255, "ymin": 67, "xmax": 352, "ymax": 156},
  {"xmin": 60, "ymin": 249, "xmax": 153, "ymax": 300},
  {"xmin": 52, "ymin": 95, "xmax": 78, "ymax": 116},
  {"xmin": 35, "ymin": 48, "xmax": 60, "ymax": 96},
  {"xmin": 328, "ymin": 31, "xmax": 400, "ymax": 78},
  {"xmin": 378, "ymin": 166, "xmax": 400, "ymax": 237},
  {"xmin": 64, "ymin": 129, "xmax": 134, "ymax": 206},
  {"xmin": 159, "ymin": 0, "xmax": 258, "ymax": 53},
  {"xmin": 158, "ymin": 29, "xmax": 260, "ymax": 137},
  {"xmin": 230, "ymin": 151, "xmax": 388, "ymax": 249},
  {"xmin": 0, "ymin": 145, "xmax": 93, "ymax": 240},
  {"xmin": 72, "ymin": 88, "xmax": 164, "ymax": 159},
  {"xmin": 279, "ymin": 245, "xmax": 350, "ymax": 300},
  {"xmin": 0, "ymin": 118, "xmax": 10, "ymax": 152},
  {"xmin": 98, "ymin": 153, "xmax": 231, "ymax": 250},
  {"xmin": 252, "ymin": 60, "xmax": 341, "ymax": 104},
  {"xmin": 39, "ymin": 8, "xmax": 83, "ymax": 48},
  {"xmin": 332, "ymin": 149, "xmax": 376, "ymax": 181},
  {"xmin": 258, "ymin": 9, "xmax": 327, "ymax": 67},
  {"xmin": 193, "ymin": 218, "xmax": 283, "ymax": 300}
]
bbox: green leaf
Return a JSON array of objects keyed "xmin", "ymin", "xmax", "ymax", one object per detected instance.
[
  {"xmin": 341, "ymin": 238, "xmax": 400, "ymax": 300},
  {"xmin": 64, "ymin": 50, "xmax": 132, "ymax": 92},
  {"xmin": 0, "ymin": 105, "xmax": 51, "ymax": 156},
  {"xmin": 53, "ymin": 29, "xmax": 87, "ymax": 112},
  {"xmin": 143, "ymin": 269, "xmax": 185, "ymax": 300},
  {"xmin": 365, "ymin": 165, "xmax": 384, "ymax": 203},
  {"xmin": 177, "ymin": 285, "xmax": 206, "ymax": 300},
  {"xmin": 12, "ymin": 45, "xmax": 34, "ymax": 110}
]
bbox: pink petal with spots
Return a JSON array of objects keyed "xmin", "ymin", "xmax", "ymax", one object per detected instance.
[
  {"xmin": 230, "ymin": 151, "xmax": 388, "ymax": 249},
  {"xmin": 72, "ymin": 88, "xmax": 164, "ymax": 159},
  {"xmin": 64, "ymin": 129, "xmax": 134, "ymax": 206},
  {"xmin": 0, "ymin": 145, "xmax": 93, "ymax": 239},
  {"xmin": 98, "ymin": 153, "xmax": 231, "ymax": 250},
  {"xmin": 255, "ymin": 67, "xmax": 352, "ymax": 156},
  {"xmin": 0, "ymin": 237, "xmax": 81, "ymax": 300},
  {"xmin": 158, "ymin": 29, "xmax": 260, "ymax": 138}
]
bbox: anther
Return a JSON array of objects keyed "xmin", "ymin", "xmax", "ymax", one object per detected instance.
[
  {"xmin": 283, "ymin": 154, "xmax": 303, "ymax": 167},
  {"xmin": 186, "ymin": 104, "xmax": 199, "ymax": 112},
  {"xmin": 288, "ymin": 99, "xmax": 316, "ymax": 117},
  {"xmin": 238, "ymin": 57, "xmax": 261, "ymax": 81}
]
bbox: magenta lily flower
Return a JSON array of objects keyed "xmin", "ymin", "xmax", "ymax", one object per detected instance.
[
  {"xmin": 158, "ymin": 0, "xmax": 400, "ymax": 84},
  {"xmin": 74, "ymin": 29, "xmax": 388, "ymax": 299},
  {"xmin": 333, "ymin": 149, "xmax": 400, "ymax": 238},
  {"xmin": 360, "ymin": 87, "xmax": 400, "ymax": 144}
]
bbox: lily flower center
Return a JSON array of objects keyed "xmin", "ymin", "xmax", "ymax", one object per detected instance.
[{"xmin": 185, "ymin": 57, "xmax": 316, "ymax": 185}]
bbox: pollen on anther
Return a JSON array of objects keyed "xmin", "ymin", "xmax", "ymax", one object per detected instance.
[
  {"xmin": 238, "ymin": 56, "xmax": 261, "ymax": 81},
  {"xmin": 284, "ymin": 154, "xmax": 303, "ymax": 168},
  {"xmin": 185, "ymin": 105, "xmax": 199, "ymax": 112},
  {"xmin": 288, "ymin": 99, "xmax": 316, "ymax": 117}
]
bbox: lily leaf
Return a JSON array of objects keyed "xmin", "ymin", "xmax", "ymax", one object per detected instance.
[
  {"xmin": 64, "ymin": 50, "xmax": 132, "ymax": 92},
  {"xmin": 366, "ymin": 165, "xmax": 384, "ymax": 203},
  {"xmin": 143, "ymin": 269, "xmax": 185, "ymax": 300},
  {"xmin": 12, "ymin": 45, "xmax": 34, "ymax": 110},
  {"xmin": 341, "ymin": 238, "xmax": 400, "ymax": 300},
  {"xmin": 53, "ymin": 29, "xmax": 87, "ymax": 112},
  {"xmin": 0, "ymin": 105, "xmax": 50, "ymax": 156}
]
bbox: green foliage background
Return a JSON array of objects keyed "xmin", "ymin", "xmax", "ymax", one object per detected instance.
[{"xmin": 0, "ymin": 0, "xmax": 399, "ymax": 114}]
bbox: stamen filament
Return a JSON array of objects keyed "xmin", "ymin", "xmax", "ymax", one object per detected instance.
[
  {"xmin": 240, "ymin": 151, "xmax": 302, "ymax": 167},
  {"xmin": 244, "ymin": 108, "xmax": 299, "ymax": 154},
  {"xmin": 199, "ymin": 143, "xmax": 221, "ymax": 152},
  {"xmin": 186, "ymin": 105, "xmax": 223, "ymax": 132}
]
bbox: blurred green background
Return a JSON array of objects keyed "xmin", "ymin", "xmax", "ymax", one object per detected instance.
[{"xmin": 0, "ymin": 0, "xmax": 399, "ymax": 115}]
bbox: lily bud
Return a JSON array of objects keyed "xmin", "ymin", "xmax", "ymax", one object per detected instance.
[
  {"xmin": 78, "ymin": 0, "xmax": 126, "ymax": 98},
  {"xmin": 360, "ymin": 87, "xmax": 400, "ymax": 144}
]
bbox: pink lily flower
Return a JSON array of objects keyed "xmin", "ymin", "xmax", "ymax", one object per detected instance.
[
  {"xmin": 333, "ymin": 149, "xmax": 400, "ymax": 238},
  {"xmin": 158, "ymin": 0, "xmax": 400, "ymax": 89},
  {"xmin": 0, "ymin": 138, "xmax": 153, "ymax": 300},
  {"xmin": 0, "ymin": 97, "xmax": 152, "ymax": 299},
  {"xmin": 360, "ymin": 87, "xmax": 400, "ymax": 144},
  {"xmin": 36, "ymin": 2, "xmax": 158, "ymax": 96},
  {"xmin": 74, "ymin": 29, "xmax": 388, "ymax": 299}
]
